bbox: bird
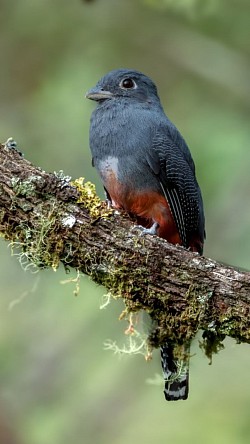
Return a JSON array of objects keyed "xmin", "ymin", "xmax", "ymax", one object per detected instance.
[{"xmin": 85, "ymin": 68, "xmax": 205, "ymax": 401}]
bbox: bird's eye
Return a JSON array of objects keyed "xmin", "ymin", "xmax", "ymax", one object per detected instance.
[{"xmin": 120, "ymin": 78, "xmax": 136, "ymax": 89}]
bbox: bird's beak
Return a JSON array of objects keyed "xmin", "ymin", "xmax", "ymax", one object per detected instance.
[{"xmin": 85, "ymin": 87, "xmax": 114, "ymax": 101}]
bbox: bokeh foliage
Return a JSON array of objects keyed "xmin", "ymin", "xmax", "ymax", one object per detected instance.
[{"xmin": 0, "ymin": 0, "xmax": 249, "ymax": 443}]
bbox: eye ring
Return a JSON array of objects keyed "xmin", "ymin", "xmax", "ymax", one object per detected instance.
[{"xmin": 120, "ymin": 78, "xmax": 137, "ymax": 89}]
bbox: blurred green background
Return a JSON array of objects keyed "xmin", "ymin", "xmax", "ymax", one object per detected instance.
[{"xmin": 0, "ymin": 0, "xmax": 250, "ymax": 443}]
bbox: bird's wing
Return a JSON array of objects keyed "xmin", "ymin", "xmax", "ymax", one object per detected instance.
[{"xmin": 146, "ymin": 123, "xmax": 204, "ymax": 248}]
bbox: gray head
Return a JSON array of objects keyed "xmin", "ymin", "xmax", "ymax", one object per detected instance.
[{"xmin": 85, "ymin": 68, "xmax": 160, "ymax": 105}]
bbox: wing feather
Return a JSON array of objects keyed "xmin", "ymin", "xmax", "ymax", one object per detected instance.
[
  {"xmin": 147, "ymin": 122, "xmax": 205, "ymax": 248},
  {"xmin": 160, "ymin": 182, "xmax": 187, "ymax": 247}
]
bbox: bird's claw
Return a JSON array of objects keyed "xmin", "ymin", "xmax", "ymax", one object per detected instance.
[
  {"xmin": 140, "ymin": 222, "xmax": 159, "ymax": 236},
  {"xmin": 130, "ymin": 222, "xmax": 159, "ymax": 237}
]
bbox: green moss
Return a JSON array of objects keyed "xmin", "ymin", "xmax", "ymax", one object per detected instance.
[
  {"xmin": 90, "ymin": 253, "xmax": 149, "ymax": 304},
  {"xmin": 199, "ymin": 331, "xmax": 225, "ymax": 364},
  {"xmin": 147, "ymin": 284, "xmax": 206, "ymax": 348},
  {"xmin": 0, "ymin": 208, "xmax": 5, "ymax": 224},
  {"xmin": 85, "ymin": 248, "xmax": 202, "ymax": 354},
  {"xmin": 218, "ymin": 309, "xmax": 250, "ymax": 342}
]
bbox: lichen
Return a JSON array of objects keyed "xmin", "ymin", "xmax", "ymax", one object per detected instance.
[
  {"xmin": 71, "ymin": 177, "xmax": 112, "ymax": 219},
  {"xmin": 54, "ymin": 170, "xmax": 72, "ymax": 184},
  {"xmin": 103, "ymin": 310, "xmax": 152, "ymax": 360},
  {"xmin": 60, "ymin": 270, "xmax": 82, "ymax": 296},
  {"xmin": 103, "ymin": 332, "xmax": 148, "ymax": 357},
  {"xmin": 5, "ymin": 200, "xmax": 67, "ymax": 272},
  {"xmin": 11, "ymin": 177, "xmax": 37, "ymax": 197},
  {"xmin": 61, "ymin": 214, "xmax": 76, "ymax": 228}
]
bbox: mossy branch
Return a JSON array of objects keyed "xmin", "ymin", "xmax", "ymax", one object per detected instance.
[{"xmin": 0, "ymin": 139, "xmax": 250, "ymax": 354}]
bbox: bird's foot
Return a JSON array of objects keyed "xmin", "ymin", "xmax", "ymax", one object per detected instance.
[
  {"xmin": 141, "ymin": 222, "xmax": 159, "ymax": 236},
  {"xmin": 131, "ymin": 221, "xmax": 159, "ymax": 237}
]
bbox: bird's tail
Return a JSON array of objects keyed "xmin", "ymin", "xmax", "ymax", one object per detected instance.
[{"xmin": 160, "ymin": 342, "xmax": 190, "ymax": 401}]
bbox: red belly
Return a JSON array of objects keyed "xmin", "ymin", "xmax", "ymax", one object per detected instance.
[{"xmin": 105, "ymin": 173, "xmax": 182, "ymax": 245}]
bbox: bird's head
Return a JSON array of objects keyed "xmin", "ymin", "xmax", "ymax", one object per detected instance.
[{"xmin": 85, "ymin": 69, "xmax": 160, "ymax": 105}]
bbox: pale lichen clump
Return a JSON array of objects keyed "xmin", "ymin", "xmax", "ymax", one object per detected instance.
[
  {"xmin": 9, "ymin": 201, "xmax": 65, "ymax": 272},
  {"xmin": 0, "ymin": 171, "xmax": 73, "ymax": 271},
  {"xmin": 11, "ymin": 175, "xmax": 45, "ymax": 197},
  {"xmin": 103, "ymin": 334, "xmax": 149, "ymax": 358},
  {"xmin": 104, "ymin": 311, "xmax": 152, "ymax": 361}
]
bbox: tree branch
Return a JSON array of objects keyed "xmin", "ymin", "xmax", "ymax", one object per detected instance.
[{"xmin": 0, "ymin": 139, "xmax": 249, "ymax": 355}]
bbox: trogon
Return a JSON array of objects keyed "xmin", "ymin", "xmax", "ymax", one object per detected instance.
[{"xmin": 86, "ymin": 68, "xmax": 205, "ymax": 401}]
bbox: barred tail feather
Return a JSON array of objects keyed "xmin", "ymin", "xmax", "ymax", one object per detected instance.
[{"xmin": 160, "ymin": 343, "xmax": 190, "ymax": 401}]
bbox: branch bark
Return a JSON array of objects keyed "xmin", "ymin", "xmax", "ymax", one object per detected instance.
[{"xmin": 0, "ymin": 140, "xmax": 249, "ymax": 354}]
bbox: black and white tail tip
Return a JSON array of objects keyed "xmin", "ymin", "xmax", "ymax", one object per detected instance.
[{"xmin": 160, "ymin": 344, "xmax": 189, "ymax": 401}]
